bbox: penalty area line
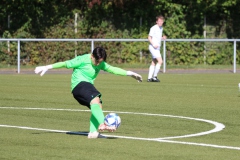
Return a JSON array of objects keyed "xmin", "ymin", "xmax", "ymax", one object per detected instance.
[{"xmin": 0, "ymin": 124, "xmax": 240, "ymax": 151}]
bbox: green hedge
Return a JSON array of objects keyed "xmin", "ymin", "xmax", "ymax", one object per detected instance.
[{"xmin": 1, "ymin": 1, "xmax": 240, "ymax": 66}]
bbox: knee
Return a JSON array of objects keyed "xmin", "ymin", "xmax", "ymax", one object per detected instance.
[
  {"xmin": 91, "ymin": 97, "xmax": 100, "ymax": 104},
  {"xmin": 90, "ymin": 97, "xmax": 102, "ymax": 108},
  {"xmin": 151, "ymin": 61, "xmax": 156, "ymax": 66}
]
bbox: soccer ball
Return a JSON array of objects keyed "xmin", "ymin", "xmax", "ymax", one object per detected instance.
[{"xmin": 104, "ymin": 113, "xmax": 121, "ymax": 129}]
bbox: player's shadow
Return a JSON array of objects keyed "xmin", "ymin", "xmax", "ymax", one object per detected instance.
[
  {"xmin": 66, "ymin": 131, "xmax": 118, "ymax": 139},
  {"xmin": 31, "ymin": 131, "xmax": 117, "ymax": 139},
  {"xmin": 66, "ymin": 131, "xmax": 88, "ymax": 137}
]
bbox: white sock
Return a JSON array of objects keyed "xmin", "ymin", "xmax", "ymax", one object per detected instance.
[
  {"xmin": 153, "ymin": 63, "xmax": 161, "ymax": 78},
  {"xmin": 148, "ymin": 65, "xmax": 155, "ymax": 79}
]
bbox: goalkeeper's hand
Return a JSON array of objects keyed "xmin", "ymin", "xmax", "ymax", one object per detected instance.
[
  {"xmin": 34, "ymin": 65, "xmax": 52, "ymax": 76},
  {"xmin": 127, "ymin": 71, "xmax": 142, "ymax": 82}
]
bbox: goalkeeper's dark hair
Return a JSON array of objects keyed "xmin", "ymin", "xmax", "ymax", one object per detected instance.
[{"xmin": 92, "ymin": 47, "xmax": 107, "ymax": 62}]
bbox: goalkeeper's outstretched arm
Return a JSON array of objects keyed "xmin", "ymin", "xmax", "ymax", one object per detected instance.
[
  {"xmin": 106, "ymin": 66, "xmax": 142, "ymax": 82},
  {"xmin": 34, "ymin": 62, "xmax": 66, "ymax": 76}
]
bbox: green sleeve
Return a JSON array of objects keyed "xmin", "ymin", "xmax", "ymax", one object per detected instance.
[
  {"xmin": 52, "ymin": 62, "xmax": 67, "ymax": 69},
  {"xmin": 105, "ymin": 66, "xmax": 127, "ymax": 76}
]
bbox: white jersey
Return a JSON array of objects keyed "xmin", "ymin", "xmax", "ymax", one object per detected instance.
[{"xmin": 148, "ymin": 24, "xmax": 163, "ymax": 49}]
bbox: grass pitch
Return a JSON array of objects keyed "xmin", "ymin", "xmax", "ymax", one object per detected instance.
[{"xmin": 0, "ymin": 72, "xmax": 240, "ymax": 160}]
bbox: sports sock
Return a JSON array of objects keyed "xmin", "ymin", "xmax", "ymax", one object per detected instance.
[
  {"xmin": 148, "ymin": 65, "xmax": 155, "ymax": 79},
  {"xmin": 89, "ymin": 104, "xmax": 104, "ymax": 132},
  {"xmin": 153, "ymin": 63, "xmax": 161, "ymax": 78},
  {"xmin": 90, "ymin": 114, "xmax": 99, "ymax": 132}
]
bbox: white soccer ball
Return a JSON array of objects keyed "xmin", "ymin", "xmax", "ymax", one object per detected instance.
[{"xmin": 104, "ymin": 113, "xmax": 121, "ymax": 129}]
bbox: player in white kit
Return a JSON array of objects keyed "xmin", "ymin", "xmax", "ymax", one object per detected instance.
[{"xmin": 147, "ymin": 15, "xmax": 167, "ymax": 82}]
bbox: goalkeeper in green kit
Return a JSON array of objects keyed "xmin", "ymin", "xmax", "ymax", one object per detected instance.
[{"xmin": 35, "ymin": 47, "xmax": 142, "ymax": 138}]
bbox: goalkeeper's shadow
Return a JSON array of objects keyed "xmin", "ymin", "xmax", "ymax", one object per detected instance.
[
  {"xmin": 31, "ymin": 131, "xmax": 118, "ymax": 139},
  {"xmin": 66, "ymin": 131, "xmax": 118, "ymax": 139}
]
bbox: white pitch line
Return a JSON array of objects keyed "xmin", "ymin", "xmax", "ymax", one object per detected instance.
[
  {"xmin": 156, "ymin": 139, "xmax": 240, "ymax": 151},
  {"xmin": 0, "ymin": 106, "xmax": 225, "ymax": 140},
  {"xmin": 1, "ymin": 124, "xmax": 240, "ymax": 151},
  {"xmin": 103, "ymin": 110, "xmax": 226, "ymax": 140},
  {"xmin": 0, "ymin": 124, "xmax": 69, "ymax": 133},
  {"xmin": 1, "ymin": 107, "xmax": 239, "ymax": 150}
]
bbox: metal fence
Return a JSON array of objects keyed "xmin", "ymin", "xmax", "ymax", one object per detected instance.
[{"xmin": 0, "ymin": 38, "xmax": 239, "ymax": 73}]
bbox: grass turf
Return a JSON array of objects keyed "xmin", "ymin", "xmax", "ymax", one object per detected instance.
[{"xmin": 0, "ymin": 72, "xmax": 240, "ymax": 160}]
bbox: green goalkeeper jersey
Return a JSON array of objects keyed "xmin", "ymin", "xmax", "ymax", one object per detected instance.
[{"xmin": 63, "ymin": 54, "xmax": 127, "ymax": 90}]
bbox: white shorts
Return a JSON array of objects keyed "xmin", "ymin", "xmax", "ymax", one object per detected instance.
[{"xmin": 149, "ymin": 45, "xmax": 161, "ymax": 59}]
